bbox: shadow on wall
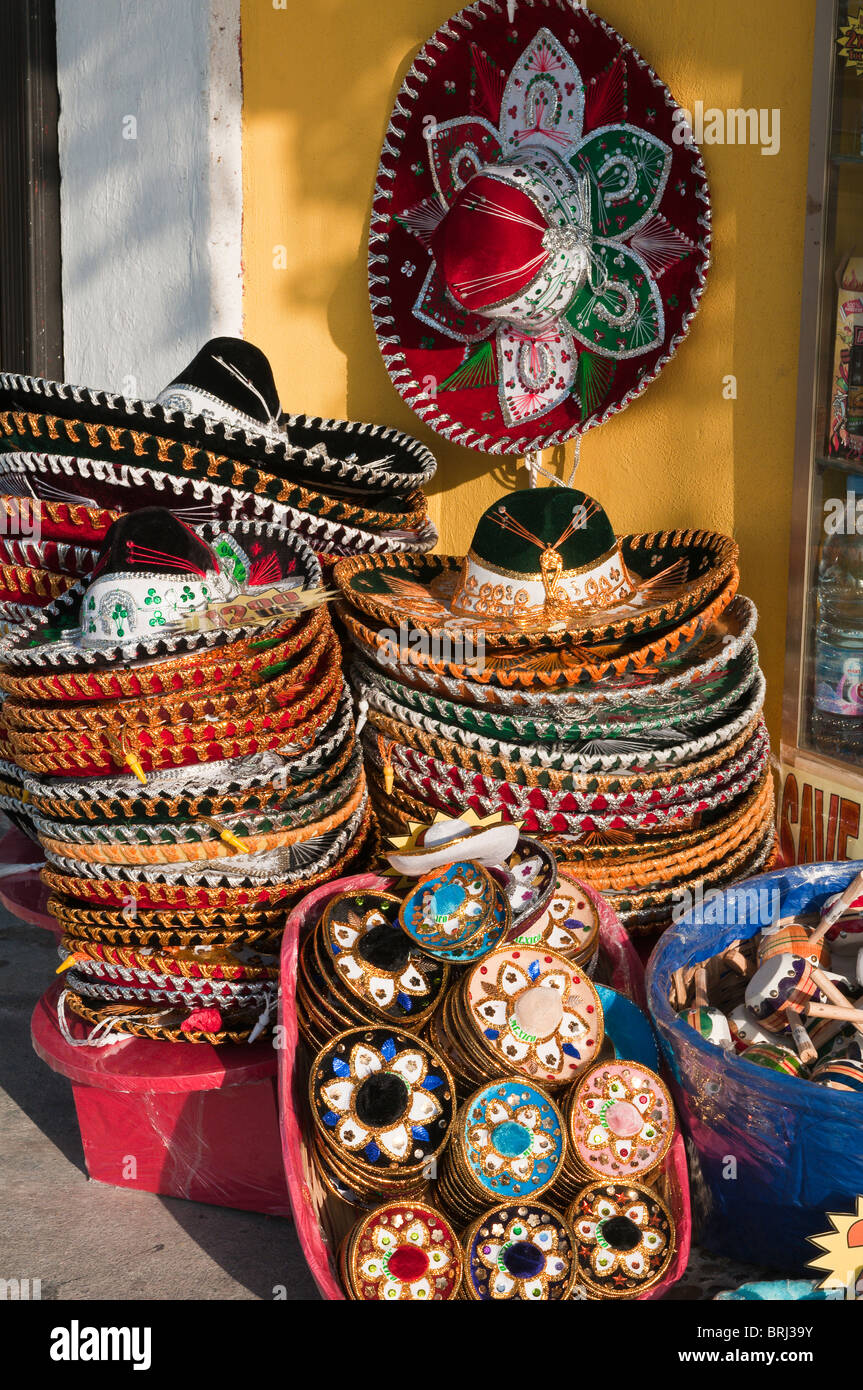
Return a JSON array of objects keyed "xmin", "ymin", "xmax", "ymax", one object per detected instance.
[{"xmin": 56, "ymin": 0, "xmax": 215, "ymax": 394}]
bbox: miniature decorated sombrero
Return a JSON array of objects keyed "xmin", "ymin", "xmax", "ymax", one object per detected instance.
[
  {"xmin": 384, "ymin": 807, "xmax": 519, "ymax": 876},
  {"xmin": 0, "ymin": 336, "xmax": 436, "ymax": 495},
  {"xmin": 462, "ymin": 1202, "xmax": 576, "ymax": 1299},
  {"xmin": 0, "ymin": 508, "xmax": 325, "ymax": 671},
  {"xmin": 370, "ymin": 1, "xmax": 710, "ymax": 453},
  {"xmin": 567, "ymin": 1179, "xmax": 675, "ymax": 1297},
  {"xmin": 337, "ymin": 486, "xmax": 737, "ymax": 648}
]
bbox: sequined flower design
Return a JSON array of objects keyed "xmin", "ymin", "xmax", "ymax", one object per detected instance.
[
  {"xmin": 316, "ymin": 1035, "xmax": 450, "ymax": 1167},
  {"xmin": 572, "ymin": 1185, "xmax": 671, "ymax": 1290},
  {"xmin": 471, "ymin": 1210, "xmax": 573, "ymax": 1300},
  {"xmin": 518, "ymin": 879, "xmax": 599, "ymax": 959},
  {"xmin": 465, "ymin": 1086, "xmax": 563, "ymax": 1193},
  {"xmin": 355, "ymin": 1213, "xmax": 458, "ymax": 1301},
  {"xmin": 324, "ymin": 894, "xmax": 446, "ymax": 1019},
  {"xmin": 398, "ymin": 27, "xmax": 696, "ymax": 427},
  {"xmin": 506, "ymin": 844, "xmax": 555, "ymax": 923},
  {"xmin": 577, "ymin": 1065, "xmax": 668, "ymax": 1169},
  {"xmin": 468, "ymin": 948, "xmax": 601, "ymax": 1082}
]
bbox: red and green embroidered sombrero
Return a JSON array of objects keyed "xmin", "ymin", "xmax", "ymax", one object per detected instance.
[{"xmin": 370, "ymin": 0, "xmax": 710, "ymax": 453}]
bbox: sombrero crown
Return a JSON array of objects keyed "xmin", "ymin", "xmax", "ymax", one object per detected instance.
[
  {"xmin": 78, "ymin": 508, "xmax": 248, "ymax": 649},
  {"xmin": 452, "ymin": 486, "xmax": 635, "ymax": 622},
  {"xmin": 2, "ymin": 508, "xmax": 324, "ymax": 669}
]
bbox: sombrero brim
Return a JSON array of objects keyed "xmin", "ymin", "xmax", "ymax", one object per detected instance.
[
  {"xmin": 369, "ymin": 0, "xmax": 710, "ymax": 454},
  {"xmin": 19, "ymin": 690, "xmax": 356, "ymax": 817},
  {"xmin": 366, "ymin": 707, "xmax": 770, "ymax": 803},
  {"xmin": 60, "ymin": 987, "xmax": 271, "ymax": 1044},
  {"xmin": 337, "ymin": 572, "xmax": 740, "ymax": 691},
  {"xmin": 0, "ymin": 374, "xmax": 437, "ymax": 494},
  {"xmin": 0, "ymin": 516, "xmax": 322, "ymax": 670},
  {"xmin": 366, "ymin": 672, "xmax": 767, "ymax": 778},
  {"xmin": 0, "ymin": 494, "xmax": 118, "ymax": 544},
  {"xmin": 335, "ymin": 530, "xmax": 738, "ymax": 648},
  {"xmin": 353, "ymin": 644, "xmax": 760, "ymax": 745},
  {"xmin": 0, "ymin": 450, "xmax": 437, "ymax": 554},
  {"xmin": 44, "ymin": 794, "xmax": 370, "ymax": 885},
  {"xmin": 36, "ymin": 759, "xmax": 364, "ymax": 856},
  {"xmin": 367, "ymin": 595, "xmax": 758, "ymax": 712},
  {"xmin": 0, "ymin": 562, "xmax": 73, "ymax": 606},
  {"xmin": 41, "ymin": 801, "xmax": 377, "ymax": 909},
  {"xmin": 364, "ymin": 733, "xmax": 769, "ymax": 838},
  {"xmin": 0, "ymin": 532, "xmax": 99, "ymax": 577}
]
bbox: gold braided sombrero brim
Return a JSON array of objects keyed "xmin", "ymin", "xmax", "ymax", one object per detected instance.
[
  {"xmin": 0, "ymin": 562, "xmax": 75, "ymax": 605},
  {"xmin": 39, "ymin": 769, "xmax": 366, "ymax": 865},
  {"xmin": 22, "ymin": 728, "xmax": 356, "ymax": 823},
  {"xmin": 62, "ymin": 989, "xmax": 264, "ymax": 1044},
  {"xmin": 0, "ymin": 604, "xmax": 326, "ymax": 702},
  {"xmin": 1, "ymin": 611, "xmax": 333, "ymax": 733},
  {"xmin": 40, "ymin": 802, "xmax": 378, "ymax": 909},
  {"xmin": 336, "ymin": 571, "xmax": 740, "ymax": 691},
  {"xmin": 10, "ymin": 676, "xmax": 343, "ymax": 776}
]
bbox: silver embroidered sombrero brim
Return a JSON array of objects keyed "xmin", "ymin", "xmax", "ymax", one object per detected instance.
[
  {"xmin": 0, "ymin": 452, "xmax": 438, "ymax": 558},
  {"xmin": 363, "ymin": 731, "xmax": 769, "ymax": 836},
  {"xmin": 365, "ymin": 712, "xmax": 771, "ymax": 807},
  {"xmin": 43, "ymin": 794, "xmax": 370, "ymax": 887},
  {"xmin": 32, "ymin": 753, "xmax": 364, "ymax": 848},
  {"xmin": 352, "ymin": 644, "xmax": 761, "ymax": 744},
  {"xmin": 0, "ymin": 369, "xmax": 437, "ymax": 495},
  {"xmin": 367, "ymin": 673, "xmax": 767, "ymax": 777}
]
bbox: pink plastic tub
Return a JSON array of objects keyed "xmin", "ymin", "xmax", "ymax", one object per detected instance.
[{"xmin": 278, "ymin": 872, "xmax": 691, "ymax": 1299}]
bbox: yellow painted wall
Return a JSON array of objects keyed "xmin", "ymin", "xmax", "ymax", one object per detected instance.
[{"xmin": 241, "ymin": 0, "xmax": 817, "ymax": 741}]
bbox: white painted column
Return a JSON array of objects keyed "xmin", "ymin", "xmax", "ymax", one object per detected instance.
[{"xmin": 55, "ymin": 0, "xmax": 243, "ymax": 399}]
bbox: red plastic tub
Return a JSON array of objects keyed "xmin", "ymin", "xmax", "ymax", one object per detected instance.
[
  {"xmin": 278, "ymin": 872, "xmax": 691, "ymax": 1299},
  {"xmin": 33, "ymin": 981, "xmax": 292, "ymax": 1216}
]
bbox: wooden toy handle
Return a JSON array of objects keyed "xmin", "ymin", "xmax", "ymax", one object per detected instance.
[
  {"xmin": 786, "ymin": 1010, "xmax": 817, "ymax": 1065},
  {"xmin": 805, "ymin": 1000, "xmax": 863, "ymax": 1034},
  {"xmin": 811, "ymin": 869, "xmax": 863, "ymax": 946}
]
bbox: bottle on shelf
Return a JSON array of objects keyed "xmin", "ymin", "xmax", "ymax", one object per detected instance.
[{"xmin": 812, "ymin": 474, "xmax": 863, "ymax": 761}]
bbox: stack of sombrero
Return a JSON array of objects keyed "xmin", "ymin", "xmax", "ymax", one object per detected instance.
[
  {"xmin": 334, "ymin": 484, "xmax": 776, "ymax": 936},
  {"xmin": 0, "ymin": 335, "xmax": 438, "ymax": 637},
  {"xmin": 0, "ymin": 505, "xmax": 375, "ymax": 1043}
]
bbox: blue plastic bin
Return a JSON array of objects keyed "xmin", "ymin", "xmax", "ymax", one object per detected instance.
[{"xmin": 646, "ymin": 862, "xmax": 863, "ymax": 1273}]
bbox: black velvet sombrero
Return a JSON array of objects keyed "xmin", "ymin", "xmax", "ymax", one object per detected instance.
[{"xmin": 0, "ymin": 337, "xmax": 436, "ymax": 496}]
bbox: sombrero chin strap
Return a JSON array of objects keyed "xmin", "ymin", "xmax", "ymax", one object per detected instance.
[{"xmin": 56, "ymin": 988, "xmax": 140, "ymax": 1048}]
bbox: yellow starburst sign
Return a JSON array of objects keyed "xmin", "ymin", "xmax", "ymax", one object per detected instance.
[
  {"xmin": 808, "ymin": 1196, "xmax": 863, "ymax": 1295},
  {"xmin": 839, "ymin": 12, "xmax": 863, "ymax": 75}
]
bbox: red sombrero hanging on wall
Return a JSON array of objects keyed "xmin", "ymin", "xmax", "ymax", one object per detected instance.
[{"xmin": 369, "ymin": 0, "xmax": 710, "ymax": 455}]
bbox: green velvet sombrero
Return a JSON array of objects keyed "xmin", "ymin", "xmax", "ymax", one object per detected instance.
[{"xmin": 335, "ymin": 486, "xmax": 737, "ymax": 650}]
